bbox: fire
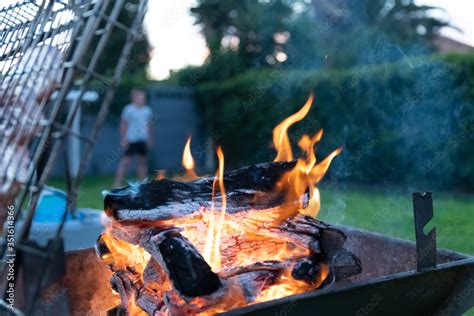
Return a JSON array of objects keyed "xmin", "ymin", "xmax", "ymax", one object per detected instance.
[
  {"xmin": 203, "ymin": 146, "xmax": 226, "ymax": 270},
  {"xmin": 273, "ymin": 93, "xmax": 342, "ymax": 222},
  {"xmin": 100, "ymin": 229, "xmax": 150, "ymax": 273},
  {"xmin": 101, "ymin": 93, "xmax": 343, "ymax": 315},
  {"xmin": 154, "ymin": 169, "xmax": 166, "ymax": 180},
  {"xmin": 128, "ymin": 295, "xmax": 148, "ymax": 316},
  {"xmin": 273, "ymin": 92, "xmax": 313, "ymax": 162},
  {"xmin": 180, "ymin": 136, "xmax": 198, "ymax": 181},
  {"xmin": 254, "ymin": 264, "xmax": 329, "ymax": 303}
]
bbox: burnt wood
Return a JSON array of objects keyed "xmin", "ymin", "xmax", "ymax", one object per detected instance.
[
  {"xmin": 136, "ymin": 290, "xmax": 163, "ymax": 315},
  {"xmin": 291, "ymin": 256, "xmax": 322, "ymax": 283},
  {"xmin": 110, "ymin": 269, "xmax": 163, "ymax": 314},
  {"xmin": 110, "ymin": 270, "xmax": 139, "ymax": 311},
  {"xmin": 107, "ymin": 306, "xmax": 127, "ymax": 316},
  {"xmin": 104, "ymin": 161, "xmax": 298, "ymax": 221},
  {"xmin": 143, "ymin": 258, "xmax": 165, "ymax": 290},
  {"xmin": 219, "ymin": 261, "xmax": 285, "ymax": 279},
  {"xmin": 105, "ymin": 215, "xmax": 362, "ymax": 287},
  {"xmin": 234, "ymin": 269, "xmax": 280, "ymax": 302},
  {"xmin": 99, "ymin": 160, "xmax": 363, "ymax": 314},
  {"xmin": 143, "ymin": 231, "xmax": 222, "ymax": 297}
]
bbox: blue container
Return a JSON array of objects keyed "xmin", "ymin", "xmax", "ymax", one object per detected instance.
[{"xmin": 33, "ymin": 187, "xmax": 77, "ymax": 223}]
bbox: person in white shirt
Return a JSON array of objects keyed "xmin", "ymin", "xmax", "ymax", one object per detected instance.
[{"xmin": 113, "ymin": 89, "xmax": 153, "ymax": 187}]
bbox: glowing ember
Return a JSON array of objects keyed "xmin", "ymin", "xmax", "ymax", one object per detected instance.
[{"xmin": 98, "ymin": 93, "xmax": 350, "ymax": 315}]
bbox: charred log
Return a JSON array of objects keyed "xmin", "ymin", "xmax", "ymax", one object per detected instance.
[
  {"xmin": 107, "ymin": 306, "xmax": 127, "ymax": 316},
  {"xmin": 136, "ymin": 289, "xmax": 163, "ymax": 315},
  {"xmin": 159, "ymin": 234, "xmax": 222, "ymax": 297},
  {"xmin": 143, "ymin": 258, "xmax": 166, "ymax": 291},
  {"xmin": 219, "ymin": 261, "xmax": 285, "ymax": 279},
  {"xmin": 291, "ymin": 256, "xmax": 323, "ymax": 284},
  {"xmin": 234, "ymin": 269, "xmax": 280, "ymax": 302},
  {"xmin": 142, "ymin": 231, "xmax": 222, "ymax": 298},
  {"xmin": 110, "ymin": 271, "xmax": 136, "ymax": 308},
  {"xmin": 110, "ymin": 269, "xmax": 163, "ymax": 315},
  {"xmin": 104, "ymin": 161, "xmax": 298, "ymax": 221}
]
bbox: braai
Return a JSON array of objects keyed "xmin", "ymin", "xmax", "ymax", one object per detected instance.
[{"xmin": 97, "ymin": 94, "xmax": 362, "ymax": 315}]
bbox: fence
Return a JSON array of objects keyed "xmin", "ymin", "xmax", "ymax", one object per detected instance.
[{"xmin": 52, "ymin": 86, "xmax": 205, "ymax": 177}]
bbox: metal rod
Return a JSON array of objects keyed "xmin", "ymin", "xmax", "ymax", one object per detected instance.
[
  {"xmin": 76, "ymin": 0, "xmax": 148, "ymax": 187},
  {"xmin": 413, "ymin": 191, "xmax": 437, "ymax": 271}
]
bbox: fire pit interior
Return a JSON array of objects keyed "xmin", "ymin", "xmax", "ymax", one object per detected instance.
[
  {"xmin": 82, "ymin": 94, "xmax": 474, "ymax": 315},
  {"xmin": 96, "ymin": 94, "xmax": 364, "ymax": 314},
  {"xmin": 60, "ymin": 221, "xmax": 473, "ymax": 316}
]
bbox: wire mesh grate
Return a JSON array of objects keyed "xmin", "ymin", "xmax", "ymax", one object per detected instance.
[{"xmin": 0, "ymin": 0, "xmax": 148, "ymax": 314}]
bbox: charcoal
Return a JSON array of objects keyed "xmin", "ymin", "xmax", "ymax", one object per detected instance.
[
  {"xmin": 107, "ymin": 306, "xmax": 127, "ymax": 316},
  {"xmin": 136, "ymin": 290, "xmax": 163, "ymax": 315},
  {"xmin": 291, "ymin": 256, "xmax": 322, "ymax": 284},
  {"xmin": 95, "ymin": 233, "xmax": 110, "ymax": 258},
  {"xmin": 145, "ymin": 232, "xmax": 222, "ymax": 297},
  {"xmin": 143, "ymin": 258, "xmax": 164, "ymax": 288}
]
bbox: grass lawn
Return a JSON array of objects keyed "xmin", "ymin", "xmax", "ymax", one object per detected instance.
[
  {"xmin": 48, "ymin": 176, "xmax": 474, "ymax": 255},
  {"xmin": 319, "ymin": 186, "xmax": 474, "ymax": 255},
  {"xmin": 48, "ymin": 175, "xmax": 115, "ymax": 210}
]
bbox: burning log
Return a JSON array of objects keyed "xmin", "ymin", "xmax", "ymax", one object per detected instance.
[
  {"xmin": 104, "ymin": 161, "xmax": 298, "ymax": 222},
  {"xmin": 109, "ymin": 269, "xmax": 163, "ymax": 315},
  {"xmin": 142, "ymin": 230, "xmax": 222, "ymax": 297},
  {"xmin": 98, "ymin": 166, "xmax": 362, "ymax": 315},
  {"xmin": 101, "ymin": 228, "xmax": 288, "ymax": 315},
  {"xmin": 98, "ymin": 162, "xmax": 362, "ymax": 314},
  {"xmin": 98, "ymin": 93, "xmax": 362, "ymax": 315}
]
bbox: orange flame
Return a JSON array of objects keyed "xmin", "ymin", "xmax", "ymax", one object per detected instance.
[
  {"xmin": 254, "ymin": 263, "xmax": 329, "ymax": 303},
  {"xmin": 203, "ymin": 147, "xmax": 226, "ymax": 271},
  {"xmin": 128, "ymin": 295, "xmax": 147, "ymax": 316},
  {"xmin": 213, "ymin": 147, "xmax": 227, "ymax": 269},
  {"xmin": 273, "ymin": 94, "xmax": 342, "ymax": 222},
  {"xmin": 181, "ymin": 136, "xmax": 199, "ymax": 181},
  {"xmin": 99, "ymin": 231, "xmax": 150, "ymax": 274},
  {"xmin": 273, "ymin": 92, "xmax": 313, "ymax": 162},
  {"xmin": 154, "ymin": 169, "xmax": 166, "ymax": 180}
]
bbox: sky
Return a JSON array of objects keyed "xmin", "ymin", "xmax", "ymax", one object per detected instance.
[
  {"xmin": 145, "ymin": 0, "xmax": 474, "ymax": 80},
  {"xmin": 144, "ymin": 0, "xmax": 208, "ymax": 80}
]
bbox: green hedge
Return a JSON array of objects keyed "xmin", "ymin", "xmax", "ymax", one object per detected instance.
[{"xmin": 195, "ymin": 53, "xmax": 474, "ymax": 191}]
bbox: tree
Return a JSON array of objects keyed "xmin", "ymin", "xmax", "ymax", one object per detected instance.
[
  {"xmin": 311, "ymin": 0, "xmax": 455, "ymax": 67},
  {"xmin": 177, "ymin": 0, "xmax": 454, "ymax": 84},
  {"xmin": 313, "ymin": 0, "xmax": 451, "ymax": 37},
  {"xmin": 191, "ymin": 0, "xmax": 294, "ymax": 68}
]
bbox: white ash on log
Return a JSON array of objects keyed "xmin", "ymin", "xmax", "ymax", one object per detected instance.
[
  {"xmin": 104, "ymin": 161, "xmax": 298, "ymax": 221},
  {"xmin": 98, "ymin": 161, "xmax": 362, "ymax": 315}
]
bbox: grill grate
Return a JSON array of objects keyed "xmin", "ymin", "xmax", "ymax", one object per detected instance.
[{"xmin": 0, "ymin": 1, "xmax": 148, "ymax": 314}]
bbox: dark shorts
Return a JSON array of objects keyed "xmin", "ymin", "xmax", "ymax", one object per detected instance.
[{"xmin": 124, "ymin": 141, "xmax": 148, "ymax": 156}]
